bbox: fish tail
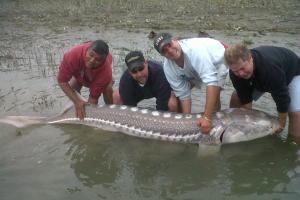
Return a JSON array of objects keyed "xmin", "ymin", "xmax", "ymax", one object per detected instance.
[{"xmin": 0, "ymin": 116, "xmax": 46, "ymax": 128}]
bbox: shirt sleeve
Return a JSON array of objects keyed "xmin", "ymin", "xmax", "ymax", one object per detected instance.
[
  {"xmin": 152, "ymin": 66, "xmax": 172, "ymax": 111},
  {"xmin": 264, "ymin": 66, "xmax": 290, "ymax": 112},
  {"xmin": 57, "ymin": 53, "xmax": 75, "ymax": 83},
  {"xmin": 188, "ymin": 46, "xmax": 220, "ymax": 86}
]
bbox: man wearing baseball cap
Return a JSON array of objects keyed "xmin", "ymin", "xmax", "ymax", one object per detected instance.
[
  {"xmin": 113, "ymin": 51, "xmax": 179, "ymax": 111},
  {"xmin": 153, "ymin": 32, "xmax": 228, "ymax": 134}
]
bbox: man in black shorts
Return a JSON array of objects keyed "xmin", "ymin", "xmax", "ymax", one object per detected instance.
[{"xmin": 113, "ymin": 51, "xmax": 179, "ymax": 111}]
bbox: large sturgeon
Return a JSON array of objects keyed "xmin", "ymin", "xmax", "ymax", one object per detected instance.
[{"xmin": 0, "ymin": 104, "xmax": 278, "ymax": 145}]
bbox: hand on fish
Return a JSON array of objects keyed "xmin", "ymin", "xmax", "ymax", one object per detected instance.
[
  {"xmin": 197, "ymin": 116, "xmax": 213, "ymax": 134},
  {"xmin": 75, "ymin": 100, "xmax": 87, "ymax": 120},
  {"xmin": 272, "ymin": 125, "xmax": 284, "ymax": 135}
]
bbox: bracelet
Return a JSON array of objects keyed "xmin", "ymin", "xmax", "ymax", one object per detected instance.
[{"xmin": 203, "ymin": 116, "xmax": 212, "ymax": 122}]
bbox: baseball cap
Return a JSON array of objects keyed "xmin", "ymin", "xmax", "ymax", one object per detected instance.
[
  {"xmin": 125, "ymin": 51, "xmax": 145, "ymax": 71},
  {"xmin": 153, "ymin": 32, "xmax": 172, "ymax": 54}
]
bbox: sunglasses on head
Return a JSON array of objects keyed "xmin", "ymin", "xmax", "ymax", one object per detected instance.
[{"xmin": 130, "ymin": 66, "xmax": 145, "ymax": 74}]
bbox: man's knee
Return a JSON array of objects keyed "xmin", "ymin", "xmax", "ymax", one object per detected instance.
[
  {"xmin": 113, "ymin": 89, "xmax": 123, "ymax": 105},
  {"xmin": 230, "ymin": 91, "xmax": 242, "ymax": 108},
  {"xmin": 105, "ymin": 81, "xmax": 113, "ymax": 93},
  {"xmin": 288, "ymin": 112, "xmax": 300, "ymax": 137},
  {"xmin": 168, "ymin": 93, "xmax": 180, "ymax": 112}
]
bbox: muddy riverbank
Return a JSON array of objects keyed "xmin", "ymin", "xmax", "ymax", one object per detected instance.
[{"xmin": 1, "ymin": 0, "xmax": 300, "ymax": 34}]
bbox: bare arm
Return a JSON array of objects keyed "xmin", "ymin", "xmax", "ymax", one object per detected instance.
[
  {"xmin": 272, "ymin": 112, "xmax": 287, "ymax": 134},
  {"xmin": 103, "ymin": 81, "xmax": 113, "ymax": 104},
  {"xmin": 203, "ymin": 85, "xmax": 221, "ymax": 119},
  {"xmin": 59, "ymin": 82, "xmax": 87, "ymax": 119},
  {"xmin": 198, "ymin": 85, "xmax": 221, "ymax": 134}
]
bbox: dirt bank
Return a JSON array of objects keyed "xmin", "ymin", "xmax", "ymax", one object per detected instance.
[{"xmin": 0, "ymin": 0, "xmax": 300, "ymax": 34}]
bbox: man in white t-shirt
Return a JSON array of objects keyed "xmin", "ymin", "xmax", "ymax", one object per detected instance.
[{"xmin": 153, "ymin": 32, "xmax": 228, "ymax": 134}]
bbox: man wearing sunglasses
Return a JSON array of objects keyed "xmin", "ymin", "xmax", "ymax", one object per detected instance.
[
  {"xmin": 153, "ymin": 33, "xmax": 228, "ymax": 134},
  {"xmin": 113, "ymin": 51, "xmax": 179, "ymax": 112},
  {"xmin": 57, "ymin": 40, "xmax": 114, "ymax": 120}
]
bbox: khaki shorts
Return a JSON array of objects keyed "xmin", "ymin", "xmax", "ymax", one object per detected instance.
[
  {"xmin": 252, "ymin": 75, "xmax": 300, "ymax": 112},
  {"xmin": 288, "ymin": 75, "xmax": 300, "ymax": 112}
]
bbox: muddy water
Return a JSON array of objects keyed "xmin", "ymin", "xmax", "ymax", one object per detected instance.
[{"xmin": 1, "ymin": 0, "xmax": 300, "ymax": 199}]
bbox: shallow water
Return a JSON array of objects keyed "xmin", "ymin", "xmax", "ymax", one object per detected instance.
[
  {"xmin": 1, "ymin": 2, "xmax": 300, "ymax": 199},
  {"xmin": 0, "ymin": 123, "xmax": 300, "ymax": 200}
]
